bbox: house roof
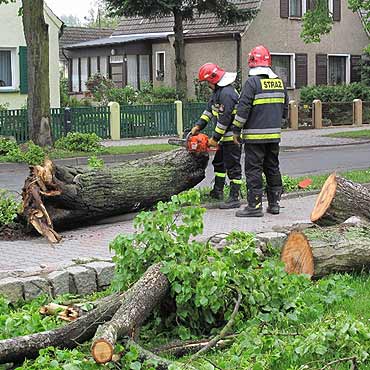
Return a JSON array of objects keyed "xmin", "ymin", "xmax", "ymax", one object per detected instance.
[
  {"xmin": 60, "ymin": 26, "xmax": 114, "ymax": 59},
  {"xmin": 65, "ymin": 32, "xmax": 173, "ymax": 49},
  {"xmin": 112, "ymin": 0, "xmax": 261, "ymax": 37}
]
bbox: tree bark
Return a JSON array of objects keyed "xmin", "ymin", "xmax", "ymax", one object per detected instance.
[
  {"xmin": 91, "ymin": 263, "xmax": 169, "ymax": 364},
  {"xmin": 281, "ymin": 225, "xmax": 370, "ymax": 278},
  {"xmin": 22, "ymin": 0, "xmax": 53, "ymax": 147},
  {"xmin": 0, "ymin": 293, "xmax": 122, "ymax": 365},
  {"xmin": 173, "ymin": 8, "xmax": 187, "ymax": 100},
  {"xmin": 311, "ymin": 173, "xmax": 370, "ymax": 226},
  {"xmin": 20, "ymin": 149, "xmax": 208, "ymax": 242}
]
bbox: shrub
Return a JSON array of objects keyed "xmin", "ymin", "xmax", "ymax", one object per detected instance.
[
  {"xmin": 1, "ymin": 140, "xmax": 45, "ymax": 165},
  {"xmin": 54, "ymin": 132, "xmax": 102, "ymax": 152},
  {"xmin": 106, "ymin": 86, "xmax": 138, "ymax": 105},
  {"xmin": 21, "ymin": 142, "xmax": 46, "ymax": 165},
  {"xmin": 0, "ymin": 138, "xmax": 18, "ymax": 156},
  {"xmin": 0, "ymin": 190, "xmax": 21, "ymax": 227},
  {"xmin": 300, "ymin": 83, "xmax": 370, "ymax": 104},
  {"xmin": 86, "ymin": 73, "xmax": 116, "ymax": 105}
]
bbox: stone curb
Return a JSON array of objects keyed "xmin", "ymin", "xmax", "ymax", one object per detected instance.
[
  {"xmin": 0, "ymin": 259, "xmax": 115, "ymax": 303},
  {"xmin": 0, "ymin": 229, "xmax": 293, "ymax": 302}
]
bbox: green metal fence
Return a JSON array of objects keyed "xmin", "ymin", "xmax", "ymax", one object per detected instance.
[
  {"xmin": 0, "ymin": 106, "xmax": 110, "ymax": 143},
  {"xmin": 120, "ymin": 104, "xmax": 177, "ymax": 138},
  {"xmin": 70, "ymin": 107, "xmax": 110, "ymax": 139},
  {"xmin": 0, "ymin": 109, "xmax": 28, "ymax": 143},
  {"xmin": 183, "ymin": 102, "xmax": 214, "ymax": 137}
]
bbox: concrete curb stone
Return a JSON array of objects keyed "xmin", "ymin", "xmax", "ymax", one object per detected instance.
[
  {"xmin": 84, "ymin": 261, "xmax": 115, "ymax": 290},
  {"xmin": 21, "ymin": 276, "xmax": 50, "ymax": 301},
  {"xmin": 47, "ymin": 270, "xmax": 70, "ymax": 297},
  {"xmin": 65, "ymin": 265, "xmax": 97, "ymax": 295},
  {"xmin": 0, "ymin": 277, "xmax": 24, "ymax": 303}
]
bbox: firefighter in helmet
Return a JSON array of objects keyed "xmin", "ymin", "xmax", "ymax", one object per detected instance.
[
  {"xmin": 231, "ymin": 45, "xmax": 289, "ymax": 217},
  {"xmin": 191, "ymin": 63, "xmax": 242, "ymax": 209}
]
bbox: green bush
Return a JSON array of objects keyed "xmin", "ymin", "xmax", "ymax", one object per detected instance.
[
  {"xmin": 22, "ymin": 142, "xmax": 46, "ymax": 165},
  {"xmin": 0, "ymin": 138, "xmax": 18, "ymax": 156},
  {"xmin": 54, "ymin": 132, "xmax": 102, "ymax": 152},
  {"xmin": 1, "ymin": 140, "xmax": 45, "ymax": 165},
  {"xmin": 300, "ymin": 83, "xmax": 370, "ymax": 104},
  {"xmin": 0, "ymin": 190, "xmax": 21, "ymax": 227},
  {"xmin": 106, "ymin": 86, "xmax": 138, "ymax": 105}
]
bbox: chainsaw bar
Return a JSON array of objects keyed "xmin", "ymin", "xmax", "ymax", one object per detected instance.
[{"xmin": 168, "ymin": 138, "xmax": 186, "ymax": 147}]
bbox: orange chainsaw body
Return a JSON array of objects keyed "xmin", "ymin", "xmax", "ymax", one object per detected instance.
[{"xmin": 187, "ymin": 133, "xmax": 213, "ymax": 153}]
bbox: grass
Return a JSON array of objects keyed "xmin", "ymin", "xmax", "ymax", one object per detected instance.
[
  {"xmin": 325, "ymin": 129, "xmax": 370, "ymax": 139},
  {"xmin": 330, "ymin": 273, "xmax": 370, "ymax": 321},
  {"xmin": 0, "ymin": 143, "xmax": 174, "ymax": 162},
  {"xmin": 201, "ymin": 167, "xmax": 370, "ymax": 203}
]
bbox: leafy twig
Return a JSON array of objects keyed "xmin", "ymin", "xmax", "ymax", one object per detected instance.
[
  {"xmin": 186, "ymin": 288, "xmax": 242, "ymax": 365},
  {"xmin": 320, "ymin": 356, "xmax": 357, "ymax": 370}
]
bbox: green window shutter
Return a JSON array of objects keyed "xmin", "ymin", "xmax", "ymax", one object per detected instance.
[{"xmin": 19, "ymin": 46, "xmax": 28, "ymax": 94}]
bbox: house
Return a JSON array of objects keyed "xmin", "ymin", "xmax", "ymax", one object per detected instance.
[
  {"xmin": 0, "ymin": 0, "xmax": 63, "ymax": 109},
  {"xmin": 63, "ymin": 0, "xmax": 369, "ymax": 99},
  {"xmin": 59, "ymin": 26, "xmax": 113, "ymax": 78}
]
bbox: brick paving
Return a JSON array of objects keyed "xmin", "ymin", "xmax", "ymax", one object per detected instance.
[{"xmin": 0, "ymin": 194, "xmax": 314, "ymax": 274}]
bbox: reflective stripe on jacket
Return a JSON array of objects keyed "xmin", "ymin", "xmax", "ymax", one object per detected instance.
[
  {"xmin": 196, "ymin": 85, "xmax": 239, "ymax": 143},
  {"xmin": 232, "ymin": 75, "xmax": 289, "ymax": 143}
]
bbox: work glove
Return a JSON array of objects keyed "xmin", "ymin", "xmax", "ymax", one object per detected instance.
[
  {"xmin": 191, "ymin": 125, "xmax": 201, "ymax": 136},
  {"xmin": 208, "ymin": 137, "xmax": 218, "ymax": 148},
  {"xmin": 233, "ymin": 133, "xmax": 241, "ymax": 145}
]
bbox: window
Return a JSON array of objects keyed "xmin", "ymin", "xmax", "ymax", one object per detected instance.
[
  {"xmin": 328, "ymin": 55, "xmax": 349, "ymax": 85},
  {"xmin": 127, "ymin": 55, "xmax": 138, "ymax": 89},
  {"xmin": 156, "ymin": 51, "xmax": 165, "ymax": 81},
  {"xmin": 0, "ymin": 49, "xmax": 15, "ymax": 90},
  {"xmin": 140, "ymin": 55, "xmax": 150, "ymax": 84},
  {"xmin": 271, "ymin": 53, "xmax": 295, "ymax": 89},
  {"xmin": 289, "ymin": 0, "xmax": 302, "ymax": 17},
  {"xmin": 72, "ymin": 58, "xmax": 79, "ymax": 92}
]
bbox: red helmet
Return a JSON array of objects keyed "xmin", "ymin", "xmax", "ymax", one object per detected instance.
[
  {"xmin": 248, "ymin": 45, "xmax": 271, "ymax": 68},
  {"xmin": 198, "ymin": 63, "xmax": 225, "ymax": 84}
]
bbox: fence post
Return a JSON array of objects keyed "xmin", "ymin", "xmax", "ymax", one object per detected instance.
[
  {"xmin": 63, "ymin": 107, "xmax": 72, "ymax": 135},
  {"xmin": 353, "ymin": 99, "xmax": 363, "ymax": 126},
  {"xmin": 108, "ymin": 101, "xmax": 120, "ymax": 140},
  {"xmin": 312, "ymin": 99, "xmax": 322, "ymax": 129},
  {"xmin": 175, "ymin": 100, "xmax": 183, "ymax": 137},
  {"xmin": 289, "ymin": 100, "xmax": 298, "ymax": 130}
]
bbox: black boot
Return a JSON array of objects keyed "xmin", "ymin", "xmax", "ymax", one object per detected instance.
[
  {"xmin": 219, "ymin": 182, "xmax": 241, "ymax": 209},
  {"xmin": 266, "ymin": 186, "xmax": 282, "ymax": 215},
  {"xmin": 235, "ymin": 192, "xmax": 263, "ymax": 217},
  {"xmin": 209, "ymin": 176, "xmax": 225, "ymax": 200}
]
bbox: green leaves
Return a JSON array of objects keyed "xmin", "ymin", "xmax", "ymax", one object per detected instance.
[{"xmin": 0, "ymin": 189, "xmax": 21, "ymax": 226}]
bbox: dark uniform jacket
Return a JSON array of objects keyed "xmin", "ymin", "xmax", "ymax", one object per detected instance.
[
  {"xmin": 196, "ymin": 85, "xmax": 239, "ymax": 143},
  {"xmin": 231, "ymin": 75, "xmax": 289, "ymax": 143}
]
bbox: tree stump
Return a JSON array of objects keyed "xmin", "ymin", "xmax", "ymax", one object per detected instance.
[
  {"xmin": 20, "ymin": 149, "xmax": 209, "ymax": 243},
  {"xmin": 281, "ymin": 225, "xmax": 370, "ymax": 278},
  {"xmin": 311, "ymin": 173, "xmax": 370, "ymax": 226}
]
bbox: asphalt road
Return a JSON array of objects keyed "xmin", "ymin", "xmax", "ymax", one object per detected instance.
[{"xmin": 1, "ymin": 143, "xmax": 369, "ymax": 193}]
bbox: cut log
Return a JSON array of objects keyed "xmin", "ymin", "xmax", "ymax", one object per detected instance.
[
  {"xmin": 311, "ymin": 173, "xmax": 370, "ymax": 226},
  {"xmin": 0, "ymin": 293, "xmax": 122, "ymax": 365},
  {"xmin": 281, "ymin": 225, "xmax": 370, "ymax": 278},
  {"xmin": 91, "ymin": 263, "xmax": 169, "ymax": 364},
  {"xmin": 20, "ymin": 149, "xmax": 208, "ymax": 243}
]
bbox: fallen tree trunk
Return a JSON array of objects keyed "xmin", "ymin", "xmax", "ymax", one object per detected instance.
[
  {"xmin": 0, "ymin": 293, "xmax": 122, "ymax": 365},
  {"xmin": 281, "ymin": 224, "xmax": 370, "ymax": 278},
  {"xmin": 20, "ymin": 149, "xmax": 208, "ymax": 242},
  {"xmin": 91, "ymin": 263, "xmax": 169, "ymax": 364},
  {"xmin": 311, "ymin": 173, "xmax": 370, "ymax": 226}
]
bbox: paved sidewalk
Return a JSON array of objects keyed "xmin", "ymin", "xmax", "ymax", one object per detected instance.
[
  {"xmin": 102, "ymin": 126, "xmax": 369, "ymax": 148},
  {"xmin": 0, "ymin": 194, "xmax": 314, "ymax": 274}
]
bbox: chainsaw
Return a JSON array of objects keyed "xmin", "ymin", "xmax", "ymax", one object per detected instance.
[{"xmin": 168, "ymin": 132, "xmax": 218, "ymax": 153}]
